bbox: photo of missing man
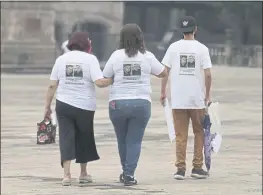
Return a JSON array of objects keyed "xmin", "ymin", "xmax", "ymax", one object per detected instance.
[
  {"xmin": 180, "ymin": 55, "xmax": 188, "ymax": 68},
  {"xmin": 188, "ymin": 55, "xmax": 196, "ymax": 68},
  {"xmin": 131, "ymin": 64, "xmax": 141, "ymax": 76},
  {"xmin": 66, "ymin": 65, "xmax": 74, "ymax": 77},
  {"xmin": 123, "ymin": 64, "xmax": 132, "ymax": 76},
  {"xmin": 73, "ymin": 65, "xmax": 83, "ymax": 78}
]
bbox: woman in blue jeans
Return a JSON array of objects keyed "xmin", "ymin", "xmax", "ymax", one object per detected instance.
[{"xmin": 103, "ymin": 23, "xmax": 168, "ymax": 186}]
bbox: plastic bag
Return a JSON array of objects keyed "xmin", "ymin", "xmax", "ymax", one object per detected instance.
[
  {"xmin": 163, "ymin": 98, "xmax": 176, "ymax": 142},
  {"xmin": 208, "ymin": 102, "xmax": 221, "ymax": 133},
  {"xmin": 208, "ymin": 102, "xmax": 222, "ymax": 153}
]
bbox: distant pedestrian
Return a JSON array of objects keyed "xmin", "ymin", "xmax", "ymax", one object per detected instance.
[
  {"xmin": 103, "ymin": 23, "xmax": 167, "ymax": 186},
  {"xmin": 44, "ymin": 32, "xmax": 112, "ymax": 186},
  {"xmin": 61, "ymin": 34, "xmax": 71, "ymax": 54},
  {"xmin": 160, "ymin": 16, "xmax": 212, "ymax": 180}
]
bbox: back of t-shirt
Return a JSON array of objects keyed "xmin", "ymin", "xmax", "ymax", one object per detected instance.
[
  {"xmin": 50, "ymin": 51, "xmax": 103, "ymax": 110},
  {"xmin": 162, "ymin": 40, "xmax": 212, "ymax": 109},
  {"xmin": 103, "ymin": 49, "xmax": 164, "ymax": 102}
]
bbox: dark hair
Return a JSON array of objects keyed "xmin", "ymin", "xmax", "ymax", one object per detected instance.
[
  {"xmin": 183, "ymin": 31, "xmax": 194, "ymax": 35},
  {"xmin": 67, "ymin": 32, "xmax": 92, "ymax": 53},
  {"xmin": 119, "ymin": 23, "xmax": 146, "ymax": 57},
  {"xmin": 68, "ymin": 44, "xmax": 84, "ymax": 51},
  {"xmin": 183, "ymin": 30, "xmax": 197, "ymax": 38}
]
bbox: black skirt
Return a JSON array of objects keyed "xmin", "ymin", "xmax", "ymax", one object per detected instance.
[{"xmin": 55, "ymin": 100, "xmax": 100, "ymax": 167}]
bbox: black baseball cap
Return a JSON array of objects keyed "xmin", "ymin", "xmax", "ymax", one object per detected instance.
[{"xmin": 179, "ymin": 16, "xmax": 197, "ymax": 33}]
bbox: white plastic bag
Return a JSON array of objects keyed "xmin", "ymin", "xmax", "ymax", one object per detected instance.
[
  {"xmin": 211, "ymin": 132, "xmax": 222, "ymax": 153},
  {"xmin": 208, "ymin": 102, "xmax": 222, "ymax": 153},
  {"xmin": 163, "ymin": 98, "xmax": 176, "ymax": 142},
  {"xmin": 208, "ymin": 102, "xmax": 221, "ymax": 133}
]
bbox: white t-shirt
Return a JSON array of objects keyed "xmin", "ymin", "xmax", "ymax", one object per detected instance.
[
  {"xmin": 61, "ymin": 40, "xmax": 70, "ymax": 53},
  {"xmin": 50, "ymin": 51, "xmax": 103, "ymax": 111},
  {"xmin": 162, "ymin": 39, "xmax": 212, "ymax": 109},
  {"xmin": 103, "ymin": 49, "xmax": 165, "ymax": 102}
]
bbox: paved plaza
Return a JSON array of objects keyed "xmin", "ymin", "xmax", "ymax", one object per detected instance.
[{"xmin": 1, "ymin": 66, "xmax": 262, "ymax": 195}]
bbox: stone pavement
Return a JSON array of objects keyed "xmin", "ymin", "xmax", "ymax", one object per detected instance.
[{"xmin": 1, "ymin": 66, "xmax": 262, "ymax": 195}]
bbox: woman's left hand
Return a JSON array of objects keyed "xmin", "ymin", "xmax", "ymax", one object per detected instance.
[{"xmin": 44, "ymin": 107, "xmax": 52, "ymax": 119}]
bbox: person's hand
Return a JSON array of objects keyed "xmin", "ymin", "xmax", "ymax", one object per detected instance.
[
  {"xmin": 44, "ymin": 106, "xmax": 52, "ymax": 119},
  {"xmin": 108, "ymin": 77, "xmax": 113, "ymax": 85},
  {"xmin": 160, "ymin": 92, "xmax": 167, "ymax": 106},
  {"xmin": 205, "ymin": 96, "xmax": 212, "ymax": 107},
  {"xmin": 103, "ymin": 77, "xmax": 113, "ymax": 85},
  {"xmin": 105, "ymin": 77, "xmax": 113, "ymax": 86}
]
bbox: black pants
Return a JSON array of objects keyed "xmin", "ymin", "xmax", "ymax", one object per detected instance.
[{"xmin": 56, "ymin": 100, "xmax": 100, "ymax": 167}]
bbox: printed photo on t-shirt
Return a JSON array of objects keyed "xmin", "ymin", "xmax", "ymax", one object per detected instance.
[
  {"xmin": 73, "ymin": 65, "xmax": 83, "ymax": 77},
  {"xmin": 179, "ymin": 53, "xmax": 196, "ymax": 76},
  {"xmin": 123, "ymin": 64, "xmax": 132, "ymax": 76},
  {"xmin": 180, "ymin": 55, "xmax": 188, "ymax": 68},
  {"xmin": 65, "ymin": 64, "xmax": 84, "ymax": 85},
  {"xmin": 123, "ymin": 62, "xmax": 141, "ymax": 81},
  {"xmin": 188, "ymin": 55, "xmax": 195, "ymax": 68},
  {"xmin": 66, "ymin": 65, "xmax": 74, "ymax": 77},
  {"xmin": 66, "ymin": 65, "xmax": 83, "ymax": 78},
  {"xmin": 132, "ymin": 64, "xmax": 142, "ymax": 75}
]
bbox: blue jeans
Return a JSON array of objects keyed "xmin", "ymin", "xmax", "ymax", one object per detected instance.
[{"xmin": 109, "ymin": 99, "xmax": 151, "ymax": 176}]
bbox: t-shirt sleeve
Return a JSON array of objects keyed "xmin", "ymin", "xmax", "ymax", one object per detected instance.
[
  {"xmin": 202, "ymin": 47, "xmax": 212, "ymax": 69},
  {"xmin": 50, "ymin": 58, "xmax": 60, "ymax": 80},
  {"xmin": 103, "ymin": 53, "xmax": 115, "ymax": 78},
  {"xmin": 90, "ymin": 56, "xmax": 104, "ymax": 82},
  {"xmin": 161, "ymin": 45, "xmax": 172, "ymax": 68},
  {"xmin": 150, "ymin": 53, "xmax": 165, "ymax": 76}
]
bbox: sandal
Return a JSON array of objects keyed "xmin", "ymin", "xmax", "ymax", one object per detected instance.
[
  {"xmin": 62, "ymin": 178, "xmax": 71, "ymax": 186},
  {"xmin": 79, "ymin": 175, "xmax": 92, "ymax": 184}
]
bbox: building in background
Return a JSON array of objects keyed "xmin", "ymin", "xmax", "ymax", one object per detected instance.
[
  {"xmin": 1, "ymin": 1, "xmax": 262, "ymax": 72},
  {"xmin": 1, "ymin": 1, "xmax": 123, "ymax": 72},
  {"xmin": 53, "ymin": 2, "xmax": 123, "ymax": 61},
  {"xmin": 123, "ymin": 1, "xmax": 262, "ymax": 45},
  {"xmin": 123, "ymin": 1, "xmax": 262, "ymax": 67}
]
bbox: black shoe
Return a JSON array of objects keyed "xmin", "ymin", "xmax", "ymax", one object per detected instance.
[
  {"xmin": 123, "ymin": 175, "xmax": 137, "ymax": 186},
  {"xmin": 174, "ymin": 170, "xmax": 185, "ymax": 180},
  {"xmin": 119, "ymin": 173, "xmax": 124, "ymax": 183},
  {"xmin": 191, "ymin": 168, "xmax": 208, "ymax": 179}
]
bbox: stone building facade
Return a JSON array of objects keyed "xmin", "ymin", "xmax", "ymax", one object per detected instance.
[{"xmin": 1, "ymin": 1, "xmax": 123, "ymax": 72}]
